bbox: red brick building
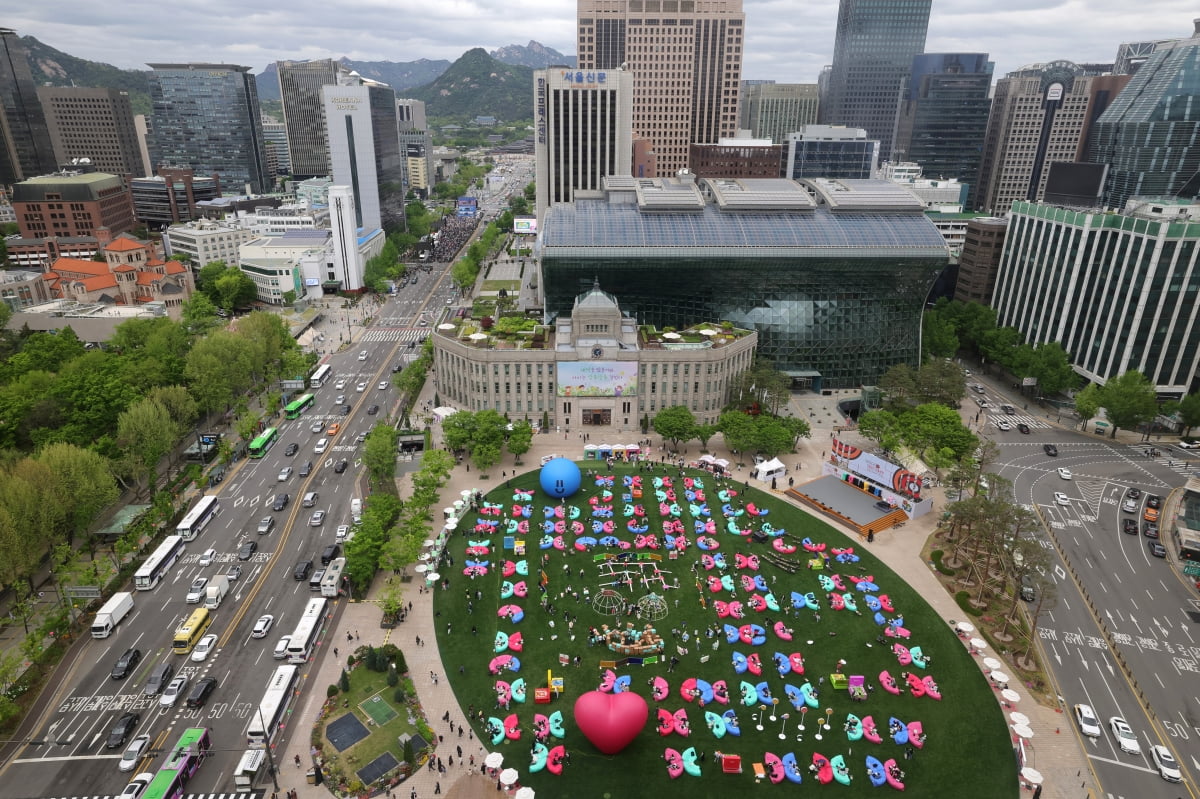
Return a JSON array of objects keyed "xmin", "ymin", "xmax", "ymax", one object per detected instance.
[
  {"xmin": 12, "ymin": 171, "xmax": 135, "ymax": 239},
  {"xmin": 43, "ymin": 236, "xmax": 195, "ymax": 317}
]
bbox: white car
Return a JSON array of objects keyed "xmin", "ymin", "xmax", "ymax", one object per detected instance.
[
  {"xmin": 358, "ymin": 350, "xmax": 368, "ymax": 361},
  {"xmin": 311, "ymin": 420, "xmax": 325, "ymax": 433},
  {"xmin": 251, "ymin": 614, "xmax": 274, "ymax": 639},
  {"xmin": 190, "ymin": 633, "xmax": 218, "ymax": 663},
  {"xmin": 334, "ymin": 378, "xmax": 347, "ymax": 390},
  {"xmin": 1150, "ymin": 744, "xmax": 1182, "ymax": 782},
  {"xmin": 314, "ymin": 438, "xmax": 329, "ymax": 454},
  {"xmin": 336, "ymin": 524, "xmax": 350, "ymax": 542},
  {"xmin": 1177, "ymin": 440, "xmax": 1200, "ymax": 449},
  {"xmin": 117, "ymin": 734, "xmax": 150, "ymax": 772},
  {"xmin": 1057, "ymin": 467, "xmax": 1073, "ymax": 480},
  {"xmin": 377, "ymin": 381, "xmax": 388, "ymax": 390},
  {"xmin": 1074, "ymin": 703, "xmax": 1102, "ymax": 737},
  {"xmin": 356, "ymin": 381, "xmax": 367, "ymax": 392},
  {"xmin": 119, "ymin": 773, "xmax": 155, "ymax": 799},
  {"xmin": 198, "ymin": 548, "xmax": 216, "ymax": 567},
  {"xmin": 995, "ymin": 419, "xmax": 1012, "ymax": 431},
  {"xmin": 185, "ymin": 577, "xmax": 208, "ymax": 604},
  {"xmin": 335, "ymin": 394, "xmax": 346, "ymax": 404},
  {"xmin": 273, "ymin": 635, "xmax": 292, "ymax": 660},
  {"xmin": 277, "ymin": 467, "xmax": 293, "ymax": 481},
  {"xmin": 1122, "ymin": 498, "xmax": 1139, "ymax": 512},
  {"xmin": 1108, "ymin": 717, "xmax": 1140, "ymax": 754},
  {"xmin": 1054, "ymin": 492, "xmax": 1071, "ymax": 506},
  {"xmin": 159, "ymin": 674, "xmax": 189, "ymax": 707}
]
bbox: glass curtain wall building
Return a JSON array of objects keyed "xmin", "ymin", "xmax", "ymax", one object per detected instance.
[
  {"xmin": 540, "ymin": 176, "xmax": 947, "ymax": 390},
  {"xmin": 147, "ymin": 64, "xmax": 270, "ymax": 194},
  {"xmin": 893, "ymin": 54, "xmax": 993, "ymax": 190},
  {"xmin": 0, "ymin": 28, "xmax": 56, "ymax": 185}
]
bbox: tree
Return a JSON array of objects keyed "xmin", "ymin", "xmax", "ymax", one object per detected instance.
[
  {"xmin": 147, "ymin": 385, "xmax": 198, "ymax": 430},
  {"xmin": 753, "ymin": 416, "xmax": 797, "ymax": 457},
  {"xmin": 36, "ymin": 443, "xmax": 118, "ymax": 545},
  {"xmin": 116, "ymin": 397, "xmax": 179, "ymax": 497},
  {"xmin": 858, "ymin": 410, "xmax": 904, "ymax": 455},
  {"xmin": 184, "ymin": 331, "xmax": 254, "ymax": 415},
  {"xmin": 506, "ymin": 420, "xmax": 533, "ymax": 464},
  {"xmin": 694, "ymin": 424, "xmax": 718, "ymax": 450},
  {"xmin": 978, "ymin": 326, "xmax": 1024, "ymax": 367},
  {"xmin": 1099, "ymin": 371, "xmax": 1158, "ymax": 437},
  {"xmin": 1023, "ymin": 342, "xmax": 1079, "ymax": 397},
  {"xmin": 900, "ymin": 403, "xmax": 978, "ymax": 460},
  {"xmin": 1176, "ymin": 393, "xmax": 1200, "ymax": 436},
  {"xmin": 878, "ymin": 363, "xmax": 919, "ymax": 410},
  {"xmin": 472, "ymin": 440, "xmax": 502, "ymax": 474},
  {"xmin": 653, "ymin": 406, "xmax": 696, "ymax": 449},
  {"xmin": 718, "ymin": 410, "xmax": 758, "ymax": 455},
  {"xmin": 922, "ymin": 312, "xmax": 959, "ymax": 358},
  {"xmin": 1074, "ymin": 383, "xmax": 1101, "ymax": 429},
  {"xmin": 181, "ymin": 293, "xmax": 222, "ymax": 336},
  {"xmin": 0, "ymin": 460, "xmax": 64, "ymax": 592},
  {"xmin": 363, "ymin": 424, "xmax": 400, "ymax": 489}
]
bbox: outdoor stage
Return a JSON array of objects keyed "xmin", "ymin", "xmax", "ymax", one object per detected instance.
[{"xmin": 786, "ymin": 475, "xmax": 909, "ymax": 537}]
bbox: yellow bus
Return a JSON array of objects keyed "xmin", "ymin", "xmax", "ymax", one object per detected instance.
[{"xmin": 173, "ymin": 608, "xmax": 213, "ymax": 655}]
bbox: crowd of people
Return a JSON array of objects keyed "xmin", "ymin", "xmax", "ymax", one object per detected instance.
[{"xmin": 431, "ymin": 217, "xmax": 480, "ymax": 262}]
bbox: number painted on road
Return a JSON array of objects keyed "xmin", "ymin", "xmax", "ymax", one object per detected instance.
[
  {"xmin": 233, "ymin": 701, "xmax": 254, "ymax": 719},
  {"xmin": 1164, "ymin": 721, "xmax": 1191, "ymax": 739},
  {"xmin": 1102, "ymin": 497, "xmax": 1117, "ymax": 505}
]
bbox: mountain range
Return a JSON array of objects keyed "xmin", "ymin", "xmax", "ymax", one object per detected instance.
[{"xmin": 20, "ymin": 35, "xmax": 575, "ymax": 122}]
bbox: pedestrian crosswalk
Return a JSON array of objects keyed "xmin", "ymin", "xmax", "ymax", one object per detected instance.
[
  {"xmin": 360, "ymin": 328, "xmax": 426, "ymax": 343},
  {"xmin": 986, "ymin": 413, "xmax": 1052, "ymax": 430},
  {"xmin": 1125, "ymin": 444, "xmax": 1197, "ymax": 475}
]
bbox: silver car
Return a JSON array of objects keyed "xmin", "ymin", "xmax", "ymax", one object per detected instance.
[
  {"xmin": 309, "ymin": 510, "xmax": 325, "ymax": 527},
  {"xmin": 117, "ymin": 735, "xmax": 150, "ymax": 772}
]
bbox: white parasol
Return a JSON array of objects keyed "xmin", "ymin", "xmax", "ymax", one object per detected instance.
[
  {"xmin": 438, "ymin": 323, "xmax": 455, "ymax": 330},
  {"xmin": 982, "ymin": 657, "xmax": 1003, "ymax": 670},
  {"xmin": 414, "ymin": 564, "xmax": 428, "ymax": 573},
  {"xmin": 514, "ymin": 787, "xmax": 536, "ymax": 799},
  {"xmin": 1009, "ymin": 711, "xmax": 1030, "ymax": 726},
  {"xmin": 989, "ymin": 671, "xmax": 1010, "ymax": 685},
  {"xmin": 1012, "ymin": 724, "xmax": 1035, "ymax": 739},
  {"xmin": 698, "ymin": 328, "xmax": 717, "ymax": 336},
  {"xmin": 1020, "ymin": 767, "xmax": 1043, "ymax": 785},
  {"xmin": 423, "ymin": 539, "xmax": 435, "ymax": 547},
  {"xmin": 663, "ymin": 332, "xmax": 681, "ymax": 340},
  {"xmin": 484, "ymin": 752, "xmax": 504, "ymax": 770},
  {"xmin": 955, "ymin": 621, "xmax": 975, "ymax": 633},
  {"xmin": 425, "ymin": 572, "xmax": 441, "ymax": 583},
  {"xmin": 469, "ymin": 332, "xmax": 488, "ymax": 341},
  {"xmin": 1000, "ymin": 688, "xmax": 1021, "ymax": 703},
  {"xmin": 969, "ymin": 637, "xmax": 987, "ymax": 650},
  {"xmin": 499, "ymin": 767, "xmax": 519, "ymax": 786}
]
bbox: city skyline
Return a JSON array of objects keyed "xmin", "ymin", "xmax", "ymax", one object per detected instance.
[{"xmin": 7, "ymin": 1, "xmax": 1198, "ymax": 86}]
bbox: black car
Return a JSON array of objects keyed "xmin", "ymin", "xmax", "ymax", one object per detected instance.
[
  {"xmin": 334, "ymin": 459, "xmax": 348, "ymax": 474},
  {"xmin": 1147, "ymin": 494, "xmax": 1161, "ymax": 509},
  {"xmin": 1016, "ymin": 423, "xmax": 1030, "ymax": 434},
  {"xmin": 105, "ymin": 712, "xmax": 141, "ymax": 749},
  {"xmin": 185, "ymin": 677, "xmax": 219, "ymax": 708},
  {"xmin": 392, "ymin": 363, "xmax": 403, "ymax": 372},
  {"xmin": 237, "ymin": 540, "xmax": 258, "ymax": 561},
  {"xmin": 110, "ymin": 647, "xmax": 142, "ymax": 680},
  {"xmin": 293, "ymin": 559, "xmax": 313, "ymax": 581},
  {"xmin": 272, "ymin": 493, "xmax": 290, "ymax": 512},
  {"xmin": 284, "ymin": 442, "xmax": 299, "ymax": 457},
  {"xmin": 367, "ymin": 404, "xmax": 379, "ymax": 415},
  {"xmin": 1043, "ymin": 444, "xmax": 1059, "ymax": 457},
  {"xmin": 1127, "ymin": 487, "xmax": 1143, "ymax": 500},
  {"xmin": 1148, "ymin": 541, "xmax": 1167, "ymax": 558},
  {"xmin": 1143, "ymin": 522, "xmax": 1160, "ymax": 538},
  {"xmin": 1121, "ymin": 518, "xmax": 1138, "ymax": 535},
  {"xmin": 340, "ymin": 404, "xmax": 352, "ymax": 415},
  {"xmin": 299, "ymin": 460, "xmax": 313, "ymax": 477}
]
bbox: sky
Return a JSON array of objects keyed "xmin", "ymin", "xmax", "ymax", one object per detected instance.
[{"xmin": 8, "ymin": 0, "xmax": 1199, "ymax": 83}]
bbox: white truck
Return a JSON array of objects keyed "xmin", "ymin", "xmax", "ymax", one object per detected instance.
[
  {"xmin": 233, "ymin": 749, "xmax": 267, "ymax": 789},
  {"xmin": 204, "ymin": 575, "xmax": 230, "ymax": 609},
  {"xmin": 90, "ymin": 592, "xmax": 134, "ymax": 639}
]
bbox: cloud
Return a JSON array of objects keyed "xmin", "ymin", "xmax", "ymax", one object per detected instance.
[{"xmin": 8, "ymin": 0, "xmax": 1198, "ymax": 83}]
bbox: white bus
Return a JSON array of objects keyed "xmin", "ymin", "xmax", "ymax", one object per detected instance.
[
  {"xmin": 175, "ymin": 495, "xmax": 221, "ymax": 541},
  {"xmin": 320, "ymin": 557, "xmax": 346, "ymax": 598},
  {"xmin": 133, "ymin": 535, "xmax": 186, "ymax": 591},
  {"xmin": 285, "ymin": 598, "xmax": 329, "ymax": 663},
  {"xmin": 310, "ymin": 363, "xmax": 333, "ymax": 389},
  {"xmin": 246, "ymin": 664, "xmax": 300, "ymax": 749}
]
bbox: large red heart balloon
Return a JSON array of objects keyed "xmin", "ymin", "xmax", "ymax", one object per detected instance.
[{"xmin": 573, "ymin": 690, "xmax": 648, "ymax": 755}]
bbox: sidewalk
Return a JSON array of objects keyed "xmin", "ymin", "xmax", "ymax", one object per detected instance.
[{"xmin": 281, "ymin": 371, "xmax": 1093, "ymax": 799}]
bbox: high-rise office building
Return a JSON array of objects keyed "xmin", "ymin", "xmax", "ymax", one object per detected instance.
[
  {"xmin": 261, "ymin": 120, "xmax": 290, "ymax": 177},
  {"xmin": 994, "ymin": 198, "xmax": 1200, "ymax": 396},
  {"xmin": 1089, "ymin": 20, "xmax": 1200, "ymax": 210},
  {"xmin": 277, "ymin": 59, "xmax": 340, "ymax": 179},
  {"xmin": 323, "ymin": 73, "xmax": 402, "ymax": 231},
  {"xmin": 823, "ymin": 0, "xmax": 932, "ymax": 160},
  {"xmin": 576, "ymin": 0, "xmax": 745, "ymax": 176},
  {"xmin": 147, "ymin": 63, "xmax": 270, "ymax": 194},
  {"xmin": 0, "ymin": 28, "xmax": 56, "ymax": 185},
  {"xmin": 396, "ymin": 98, "xmax": 428, "ymax": 132},
  {"xmin": 739, "ymin": 83, "xmax": 820, "ymax": 144},
  {"xmin": 893, "ymin": 54, "xmax": 992, "ymax": 189},
  {"xmin": 974, "ymin": 61, "xmax": 1128, "ymax": 214},
  {"xmin": 37, "ymin": 87, "xmax": 144, "ymax": 178},
  {"xmin": 534, "ymin": 68, "xmax": 633, "ymax": 220}
]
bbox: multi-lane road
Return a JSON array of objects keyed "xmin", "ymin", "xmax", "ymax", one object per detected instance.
[
  {"xmin": 975, "ymin": 378, "xmax": 1200, "ymax": 799},
  {"xmin": 0, "ymin": 263, "xmax": 459, "ymax": 799}
]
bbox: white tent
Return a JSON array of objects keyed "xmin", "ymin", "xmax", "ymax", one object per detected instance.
[{"xmin": 752, "ymin": 457, "xmax": 787, "ymax": 481}]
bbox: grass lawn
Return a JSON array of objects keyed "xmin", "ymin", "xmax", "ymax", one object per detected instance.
[
  {"xmin": 435, "ymin": 462, "xmax": 1018, "ymax": 798},
  {"xmin": 317, "ymin": 657, "xmax": 429, "ymax": 793}
]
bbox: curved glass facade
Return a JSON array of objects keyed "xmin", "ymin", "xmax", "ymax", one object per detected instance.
[{"xmin": 542, "ymin": 253, "xmax": 943, "ymax": 389}]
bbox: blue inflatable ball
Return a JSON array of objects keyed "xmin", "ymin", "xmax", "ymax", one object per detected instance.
[{"xmin": 540, "ymin": 458, "xmax": 582, "ymax": 499}]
